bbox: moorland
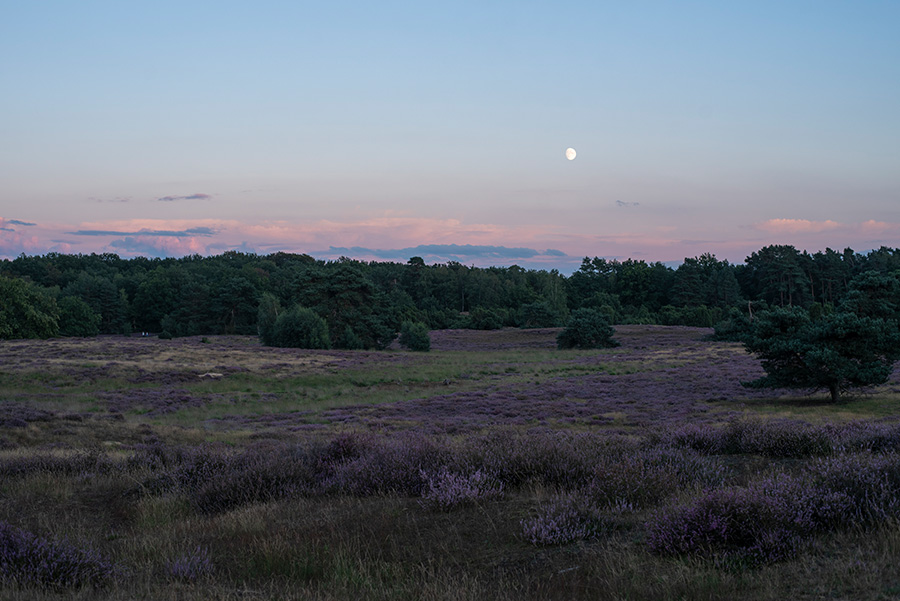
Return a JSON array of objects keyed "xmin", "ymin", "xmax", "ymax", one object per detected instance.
[{"xmin": 2, "ymin": 325, "xmax": 900, "ymax": 600}]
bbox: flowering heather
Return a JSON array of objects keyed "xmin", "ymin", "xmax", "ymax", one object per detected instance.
[
  {"xmin": 98, "ymin": 387, "xmax": 219, "ymax": 416},
  {"xmin": 135, "ymin": 444, "xmax": 315, "ymax": 514},
  {"xmin": 647, "ymin": 453, "xmax": 900, "ymax": 564},
  {"xmin": 323, "ymin": 432, "xmax": 448, "ymax": 496},
  {"xmin": 0, "ymin": 449, "xmax": 114, "ymax": 479},
  {"xmin": 419, "ymin": 468, "xmax": 504, "ymax": 511},
  {"xmin": 670, "ymin": 419, "xmax": 834, "ymax": 458},
  {"xmin": 452, "ymin": 429, "xmax": 607, "ymax": 488},
  {"xmin": 0, "ymin": 521, "xmax": 120, "ymax": 589},
  {"xmin": 0, "ymin": 402, "xmax": 56, "ymax": 428},
  {"xmin": 520, "ymin": 494, "xmax": 600, "ymax": 545},
  {"xmin": 808, "ymin": 452, "xmax": 900, "ymax": 524},
  {"xmin": 586, "ymin": 447, "xmax": 724, "ymax": 509},
  {"xmin": 646, "ymin": 479, "xmax": 805, "ymax": 565},
  {"xmin": 167, "ymin": 546, "xmax": 213, "ymax": 582},
  {"xmin": 832, "ymin": 421, "xmax": 900, "ymax": 454}
]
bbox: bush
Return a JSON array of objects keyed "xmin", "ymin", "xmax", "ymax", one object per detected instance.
[
  {"xmin": 646, "ymin": 477, "xmax": 805, "ymax": 564},
  {"xmin": 399, "ymin": 320, "xmax": 430, "ymax": 352},
  {"xmin": 468, "ymin": 307, "xmax": 505, "ymax": 330},
  {"xmin": 167, "ymin": 546, "xmax": 212, "ymax": 582},
  {"xmin": 521, "ymin": 494, "xmax": 600, "ymax": 545},
  {"xmin": 271, "ymin": 305, "xmax": 331, "ymax": 349},
  {"xmin": 556, "ymin": 308, "xmax": 619, "ymax": 349},
  {"xmin": 256, "ymin": 292, "xmax": 281, "ymax": 346},
  {"xmin": 57, "ymin": 296, "xmax": 100, "ymax": 337},
  {"xmin": 419, "ymin": 468, "xmax": 503, "ymax": 511},
  {"xmin": 709, "ymin": 307, "xmax": 752, "ymax": 341},
  {"xmin": 0, "ymin": 521, "xmax": 120, "ymax": 589},
  {"xmin": 519, "ymin": 302, "xmax": 561, "ymax": 328}
]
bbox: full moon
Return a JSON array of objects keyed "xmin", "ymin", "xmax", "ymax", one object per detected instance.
[{"xmin": 565, "ymin": 148, "xmax": 576, "ymax": 160}]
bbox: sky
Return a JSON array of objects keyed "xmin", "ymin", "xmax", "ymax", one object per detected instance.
[{"xmin": 1, "ymin": 1, "xmax": 898, "ymax": 272}]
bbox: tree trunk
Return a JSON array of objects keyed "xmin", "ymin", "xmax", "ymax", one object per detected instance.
[{"xmin": 829, "ymin": 384, "xmax": 840, "ymax": 403}]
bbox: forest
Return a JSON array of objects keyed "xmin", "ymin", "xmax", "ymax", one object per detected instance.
[{"xmin": 2, "ymin": 244, "xmax": 899, "ymax": 345}]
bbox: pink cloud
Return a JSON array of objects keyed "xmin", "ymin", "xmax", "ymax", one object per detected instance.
[
  {"xmin": 5, "ymin": 213, "xmax": 899, "ymax": 267},
  {"xmin": 108, "ymin": 235, "xmax": 207, "ymax": 256},
  {"xmin": 755, "ymin": 219, "xmax": 844, "ymax": 234},
  {"xmin": 860, "ymin": 220, "xmax": 897, "ymax": 235}
]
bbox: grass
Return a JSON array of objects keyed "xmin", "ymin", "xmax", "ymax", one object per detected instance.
[{"xmin": 1, "ymin": 326, "xmax": 899, "ymax": 598}]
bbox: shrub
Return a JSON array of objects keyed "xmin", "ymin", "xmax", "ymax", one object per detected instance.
[
  {"xmin": 420, "ymin": 468, "xmax": 504, "ymax": 511},
  {"xmin": 57, "ymin": 296, "xmax": 101, "ymax": 337},
  {"xmin": 646, "ymin": 476, "xmax": 809, "ymax": 564},
  {"xmin": 167, "ymin": 546, "xmax": 212, "ymax": 582},
  {"xmin": 323, "ymin": 433, "xmax": 448, "ymax": 496},
  {"xmin": 556, "ymin": 308, "xmax": 619, "ymax": 349},
  {"xmin": 468, "ymin": 307, "xmax": 505, "ymax": 330},
  {"xmin": 256, "ymin": 292, "xmax": 281, "ymax": 346},
  {"xmin": 0, "ymin": 521, "xmax": 120, "ymax": 589},
  {"xmin": 709, "ymin": 307, "xmax": 752, "ymax": 342},
  {"xmin": 519, "ymin": 302, "xmax": 561, "ymax": 328},
  {"xmin": 399, "ymin": 320, "xmax": 430, "ymax": 352},
  {"xmin": 587, "ymin": 447, "xmax": 724, "ymax": 510},
  {"xmin": 670, "ymin": 419, "xmax": 834, "ymax": 458},
  {"xmin": 138, "ymin": 445, "xmax": 316, "ymax": 514},
  {"xmin": 271, "ymin": 305, "xmax": 331, "ymax": 349},
  {"xmin": 521, "ymin": 494, "xmax": 600, "ymax": 545},
  {"xmin": 646, "ymin": 463, "xmax": 900, "ymax": 565},
  {"xmin": 335, "ymin": 324, "xmax": 364, "ymax": 350}
]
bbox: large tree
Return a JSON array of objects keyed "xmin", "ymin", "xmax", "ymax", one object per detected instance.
[
  {"xmin": 742, "ymin": 307, "xmax": 900, "ymax": 402},
  {"xmin": 0, "ymin": 276, "xmax": 59, "ymax": 339}
]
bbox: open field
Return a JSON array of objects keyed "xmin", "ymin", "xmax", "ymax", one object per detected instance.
[{"xmin": 2, "ymin": 326, "xmax": 900, "ymax": 599}]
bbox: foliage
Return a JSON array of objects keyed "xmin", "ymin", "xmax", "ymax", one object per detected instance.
[
  {"xmin": 519, "ymin": 301, "xmax": 561, "ymax": 328},
  {"xmin": 270, "ymin": 304, "xmax": 331, "ymax": 349},
  {"xmin": 419, "ymin": 469, "xmax": 504, "ymax": 511},
  {"xmin": 709, "ymin": 306, "xmax": 753, "ymax": 341},
  {"xmin": 556, "ymin": 308, "xmax": 619, "ymax": 349},
  {"xmin": 741, "ymin": 308, "xmax": 900, "ymax": 401},
  {"xmin": 0, "ymin": 275, "xmax": 59, "ymax": 339},
  {"xmin": 57, "ymin": 295, "xmax": 101, "ymax": 337},
  {"xmin": 167, "ymin": 546, "xmax": 213, "ymax": 582},
  {"xmin": 399, "ymin": 320, "xmax": 431, "ymax": 352},
  {"xmin": 0, "ymin": 521, "xmax": 119, "ymax": 589},
  {"xmin": 62, "ymin": 272, "xmax": 129, "ymax": 334},
  {"xmin": 256, "ymin": 292, "xmax": 281, "ymax": 346},
  {"xmin": 468, "ymin": 307, "xmax": 505, "ymax": 330},
  {"xmin": 840, "ymin": 270, "xmax": 900, "ymax": 320},
  {"xmin": 3, "ymin": 243, "xmax": 900, "ymax": 343}
]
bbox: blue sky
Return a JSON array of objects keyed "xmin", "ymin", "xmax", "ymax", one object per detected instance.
[{"xmin": 2, "ymin": 1, "xmax": 898, "ymax": 271}]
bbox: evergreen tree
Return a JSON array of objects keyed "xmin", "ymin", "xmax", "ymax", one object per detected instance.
[
  {"xmin": 557, "ymin": 308, "xmax": 619, "ymax": 349},
  {"xmin": 742, "ymin": 307, "xmax": 900, "ymax": 402},
  {"xmin": 399, "ymin": 320, "xmax": 431, "ymax": 352}
]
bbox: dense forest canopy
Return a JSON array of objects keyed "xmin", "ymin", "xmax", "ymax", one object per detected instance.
[{"xmin": 2, "ymin": 245, "xmax": 900, "ymax": 347}]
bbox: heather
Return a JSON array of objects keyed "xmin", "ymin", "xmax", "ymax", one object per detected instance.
[{"xmin": 1, "ymin": 326, "xmax": 900, "ymax": 599}]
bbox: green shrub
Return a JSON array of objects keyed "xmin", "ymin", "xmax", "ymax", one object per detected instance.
[
  {"xmin": 468, "ymin": 307, "xmax": 504, "ymax": 330},
  {"xmin": 336, "ymin": 325, "xmax": 364, "ymax": 350},
  {"xmin": 519, "ymin": 302, "xmax": 561, "ymax": 328},
  {"xmin": 399, "ymin": 320, "xmax": 430, "ymax": 352},
  {"xmin": 557, "ymin": 308, "xmax": 619, "ymax": 349},
  {"xmin": 271, "ymin": 305, "xmax": 331, "ymax": 349},
  {"xmin": 256, "ymin": 292, "xmax": 282, "ymax": 346},
  {"xmin": 57, "ymin": 296, "xmax": 100, "ymax": 337}
]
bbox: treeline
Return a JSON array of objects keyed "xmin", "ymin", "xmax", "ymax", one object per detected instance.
[{"xmin": 1, "ymin": 244, "xmax": 899, "ymax": 346}]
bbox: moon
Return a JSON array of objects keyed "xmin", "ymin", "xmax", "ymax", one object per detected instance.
[{"xmin": 565, "ymin": 147, "xmax": 576, "ymax": 160}]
